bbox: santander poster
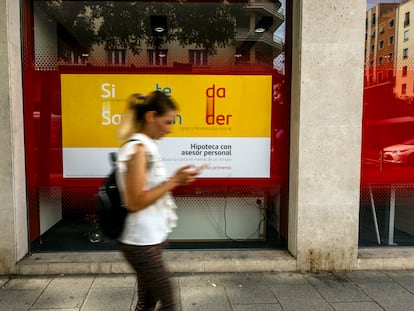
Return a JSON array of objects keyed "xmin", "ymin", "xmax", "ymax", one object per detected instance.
[{"xmin": 61, "ymin": 74, "xmax": 272, "ymax": 178}]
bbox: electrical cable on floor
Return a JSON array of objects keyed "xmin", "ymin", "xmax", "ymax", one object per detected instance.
[{"xmin": 222, "ymin": 196, "xmax": 266, "ymax": 242}]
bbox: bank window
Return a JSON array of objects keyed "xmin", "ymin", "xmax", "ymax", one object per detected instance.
[
  {"xmin": 379, "ymin": 40, "xmax": 384, "ymax": 49},
  {"xmin": 26, "ymin": 0, "xmax": 290, "ymax": 252},
  {"xmin": 404, "ymin": 30, "xmax": 409, "ymax": 42},
  {"xmin": 148, "ymin": 49, "xmax": 168, "ymax": 65},
  {"xmin": 403, "ymin": 66, "xmax": 408, "ymax": 77},
  {"xmin": 405, "ymin": 12, "xmax": 410, "ymax": 27},
  {"xmin": 389, "ymin": 35, "xmax": 394, "ymax": 46},
  {"xmin": 189, "ymin": 50, "xmax": 208, "ymax": 66},
  {"xmin": 61, "ymin": 51, "xmax": 88, "ymax": 65},
  {"xmin": 106, "ymin": 49, "xmax": 126, "ymax": 65},
  {"xmin": 404, "ymin": 48, "xmax": 409, "ymax": 59},
  {"xmin": 388, "ymin": 53, "xmax": 393, "ymax": 62},
  {"xmin": 372, "ymin": 13, "xmax": 376, "ymax": 26},
  {"xmin": 371, "ymin": 44, "xmax": 375, "ymax": 53},
  {"xmin": 378, "ymin": 72, "xmax": 383, "ymax": 82},
  {"xmin": 402, "ymin": 83, "xmax": 407, "ymax": 94},
  {"xmin": 378, "ymin": 56, "xmax": 383, "ymax": 65},
  {"xmin": 379, "ymin": 24, "xmax": 385, "ymax": 34},
  {"xmin": 389, "ymin": 18, "xmax": 394, "ymax": 28}
]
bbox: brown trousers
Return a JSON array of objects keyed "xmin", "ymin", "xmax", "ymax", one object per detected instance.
[{"xmin": 120, "ymin": 242, "xmax": 176, "ymax": 311}]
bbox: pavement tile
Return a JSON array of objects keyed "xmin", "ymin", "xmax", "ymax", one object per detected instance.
[
  {"xmin": 344, "ymin": 271, "xmax": 392, "ymax": 284},
  {"xmin": 0, "ymin": 289, "xmax": 40, "ymax": 311},
  {"xmin": 91, "ymin": 275, "xmax": 136, "ymax": 288},
  {"xmin": 232, "ymin": 304, "xmax": 283, "ymax": 311},
  {"xmin": 383, "ymin": 270, "xmax": 414, "ymax": 293},
  {"xmin": 306, "ymin": 272, "xmax": 350, "ymax": 286},
  {"xmin": 0, "ymin": 277, "xmax": 10, "ymax": 287},
  {"xmin": 129, "ymin": 287, "xmax": 138, "ymax": 311},
  {"xmin": 225, "ymin": 284, "xmax": 278, "ymax": 305},
  {"xmin": 180, "ymin": 286, "xmax": 231, "ymax": 311},
  {"xmin": 313, "ymin": 281, "xmax": 372, "ymax": 303},
  {"xmin": 226, "ymin": 281, "xmax": 277, "ymax": 304},
  {"xmin": 359, "ymin": 281, "xmax": 414, "ymax": 311},
  {"xmin": 179, "ymin": 273, "xmax": 224, "ymax": 288},
  {"xmin": 261, "ymin": 272, "xmax": 309, "ymax": 284},
  {"xmin": 2, "ymin": 276, "xmax": 51, "ymax": 290},
  {"xmin": 33, "ymin": 276, "xmax": 94, "ymax": 309},
  {"xmin": 171, "ymin": 276, "xmax": 181, "ymax": 311},
  {"xmin": 271, "ymin": 284, "xmax": 334, "ymax": 311},
  {"xmin": 220, "ymin": 272, "xmax": 265, "ymax": 286},
  {"xmin": 220, "ymin": 272, "xmax": 278, "ymax": 305},
  {"xmin": 330, "ymin": 301, "xmax": 384, "ymax": 311},
  {"xmin": 80, "ymin": 287, "xmax": 134, "ymax": 311}
]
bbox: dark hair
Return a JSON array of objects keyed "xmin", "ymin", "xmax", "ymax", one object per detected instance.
[
  {"xmin": 133, "ymin": 91, "xmax": 177, "ymax": 123},
  {"xmin": 117, "ymin": 91, "xmax": 177, "ymax": 141}
]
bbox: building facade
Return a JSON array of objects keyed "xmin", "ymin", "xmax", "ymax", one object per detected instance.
[{"xmin": 2, "ymin": 0, "xmax": 414, "ymax": 275}]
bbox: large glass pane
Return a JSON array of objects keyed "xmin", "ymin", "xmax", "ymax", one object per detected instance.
[
  {"xmin": 361, "ymin": 0, "xmax": 414, "ymax": 246},
  {"xmin": 23, "ymin": 0, "xmax": 289, "ymax": 251}
]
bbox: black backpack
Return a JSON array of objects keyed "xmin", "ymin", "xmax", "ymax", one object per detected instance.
[{"xmin": 96, "ymin": 139, "xmax": 138, "ymax": 239}]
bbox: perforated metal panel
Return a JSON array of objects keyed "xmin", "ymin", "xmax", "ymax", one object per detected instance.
[{"xmin": 360, "ymin": 185, "xmax": 414, "ymax": 246}]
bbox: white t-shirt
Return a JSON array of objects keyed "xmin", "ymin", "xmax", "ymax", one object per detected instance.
[{"xmin": 116, "ymin": 133, "xmax": 177, "ymax": 246}]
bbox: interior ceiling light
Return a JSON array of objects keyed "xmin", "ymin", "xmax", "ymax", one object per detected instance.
[
  {"xmin": 254, "ymin": 27, "xmax": 266, "ymax": 33},
  {"xmin": 234, "ymin": 53, "xmax": 242, "ymax": 58},
  {"xmin": 158, "ymin": 52, "xmax": 166, "ymax": 57},
  {"xmin": 154, "ymin": 26, "xmax": 165, "ymax": 33},
  {"xmin": 150, "ymin": 15, "xmax": 168, "ymax": 35},
  {"xmin": 254, "ymin": 16, "xmax": 273, "ymax": 34}
]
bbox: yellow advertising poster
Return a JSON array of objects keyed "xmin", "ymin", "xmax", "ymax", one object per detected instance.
[
  {"xmin": 61, "ymin": 74, "xmax": 272, "ymax": 178},
  {"xmin": 61, "ymin": 74, "xmax": 271, "ymax": 147}
]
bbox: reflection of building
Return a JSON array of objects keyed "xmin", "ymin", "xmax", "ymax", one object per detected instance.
[
  {"xmin": 36, "ymin": 1, "xmax": 285, "ymax": 71},
  {"xmin": 365, "ymin": 3, "xmax": 399, "ymax": 87},
  {"xmin": 233, "ymin": 1, "xmax": 284, "ymax": 67},
  {"xmin": 396, "ymin": 0, "xmax": 414, "ymax": 98}
]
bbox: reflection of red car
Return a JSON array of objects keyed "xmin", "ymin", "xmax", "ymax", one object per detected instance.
[{"xmin": 383, "ymin": 138, "xmax": 414, "ymax": 165}]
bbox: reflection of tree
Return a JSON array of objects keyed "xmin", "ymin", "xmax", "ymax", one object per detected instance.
[
  {"xmin": 91, "ymin": 2, "xmax": 178, "ymax": 55},
  {"xmin": 37, "ymin": 1, "xmax": 245, "ymax": 58},
  {"xmin": 174, "ymin": 2, "xmax": 243, "ymax": 55}
]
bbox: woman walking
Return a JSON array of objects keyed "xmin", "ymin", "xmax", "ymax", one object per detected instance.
[{"xmin": 116, "ymin": 91, "xmax": 200, "ymax": 310}]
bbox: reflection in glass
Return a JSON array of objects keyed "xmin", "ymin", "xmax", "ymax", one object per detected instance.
[
  {"xmin": 33, "ymin": 1, "xmax": 285, "ymax": 71},
  {"xmin": 361, "ymin": 0, "xmax": 414, "ymax": 247}
]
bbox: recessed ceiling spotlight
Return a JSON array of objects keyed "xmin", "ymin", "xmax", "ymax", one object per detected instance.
[{"xmin": 254, "ymin": 27, "xmax": 266, "ymax": 33}]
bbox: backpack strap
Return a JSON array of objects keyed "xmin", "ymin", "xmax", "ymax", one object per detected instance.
[
  {"xmin": 109, "ymin": 139, "xmax": 139, "ymax": 167},
  {"xmin": 116, "ymin": 138, "xmax": 153, "ymax": 169}
]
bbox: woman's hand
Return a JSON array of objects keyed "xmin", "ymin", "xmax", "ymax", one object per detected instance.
[{"xmin": 171, "ymin": 164, "xmax": 201, "ymax": 186}]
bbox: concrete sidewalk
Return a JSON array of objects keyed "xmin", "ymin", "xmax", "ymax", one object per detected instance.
[{"xmin": 1, "ymin": 270, "xmax": 414, "ymax": 310}]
